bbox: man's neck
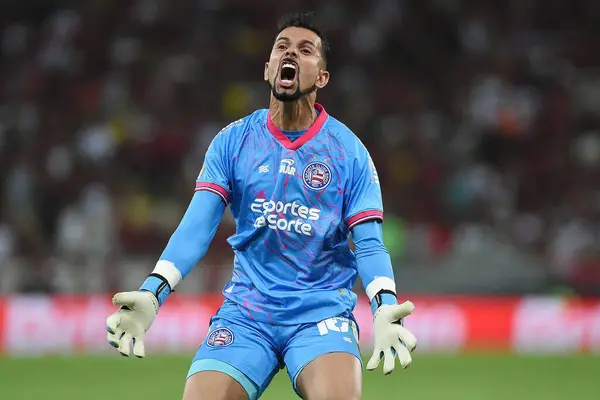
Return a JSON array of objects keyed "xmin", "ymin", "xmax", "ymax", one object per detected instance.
[{"xmin": 269, "ymin": 95, "xmax": 318, "ymax": 131}]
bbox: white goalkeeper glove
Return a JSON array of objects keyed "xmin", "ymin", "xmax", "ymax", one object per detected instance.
[
  {"xmin": 366, "ymin": 300, "xmax": 417, "ymax": 375},
  {"xmin": 105, "ymin": 291, "xmax": 159, "ymax": 358}
]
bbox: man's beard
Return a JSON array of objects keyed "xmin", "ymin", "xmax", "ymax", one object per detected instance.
[{"xmin": 270, "ymin": 77, "xmax": 318, "ymax": 102}]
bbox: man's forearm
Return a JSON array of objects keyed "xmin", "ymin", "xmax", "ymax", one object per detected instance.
[
  {"xmin": 139, "ymin": 191, "xmax": 226, "ymax": 305},
  {"xmin": 352, "ymin": 220, "xmax": 398, "ymax": 313}
]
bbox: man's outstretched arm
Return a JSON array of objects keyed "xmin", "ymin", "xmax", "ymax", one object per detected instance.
[
  {"xmin": 105, "ymin": 190, "xmax": 226, "ymax": 358},
  {"xmin": 352, "ymin": 220, "xmax": 417, "ymax": 375}
]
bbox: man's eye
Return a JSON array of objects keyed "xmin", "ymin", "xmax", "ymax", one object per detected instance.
[
  {"xmin": 301, "ymin": 49, "xmax": 312, "ymax": 54},
  {"xmin": 277, "ymin": 44, "xmax": 286, "ymax": 50}
]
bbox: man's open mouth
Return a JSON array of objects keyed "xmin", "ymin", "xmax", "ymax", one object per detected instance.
[{"xmin": 279, "ymin": 61, "xmax": 297, "ymax": 88}]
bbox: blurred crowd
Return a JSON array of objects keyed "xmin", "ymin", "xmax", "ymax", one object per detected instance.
[{"xmin": 1, "ymin": 0, "xmax": 599, "ymax": 295}]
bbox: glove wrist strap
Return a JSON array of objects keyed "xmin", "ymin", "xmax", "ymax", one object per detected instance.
[
  {"xmin": 371, "ymin": 289, "xmax": 398, "ymax": 314},
  {"xmin": 140, "ymin": 273, "xmax": 173, "ymax": 307}
]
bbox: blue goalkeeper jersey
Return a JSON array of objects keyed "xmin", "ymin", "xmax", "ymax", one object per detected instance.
[{"xmin": 196, "ymin": 103, "xmax": 383, "ymax": 325}]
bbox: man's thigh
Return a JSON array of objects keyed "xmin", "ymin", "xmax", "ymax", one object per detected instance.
[
  {"xmin": 185, "ymin": 315, "xmax": 281, "ymax": 400},
  {"xmin": 284, "ymin": 316, "xmax": 362, "ymax": 399},
  {"xmin": 296, "ymin": 353, "xmax": 362, "ymax": 400},
  {"xmin": 183, "ymin": 370, "xmax": 248, "ymax": 400}
]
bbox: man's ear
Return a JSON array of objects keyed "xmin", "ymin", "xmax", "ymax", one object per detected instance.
[
  {"xmin": 315, "ymin": 70, "xmax": 330, "ymax": 89},
  {"xmin": 264, "ymin": 62, "xmax": 269, "ymax": 82}
]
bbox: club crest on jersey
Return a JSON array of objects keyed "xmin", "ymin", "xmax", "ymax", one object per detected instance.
[
  {"xmin": 206, "ymin": 327, "xmax": 234, "ymax": 348},
  {"xmin": 302, "ymin": 161, "xmax": 332, "ymax": 191}
]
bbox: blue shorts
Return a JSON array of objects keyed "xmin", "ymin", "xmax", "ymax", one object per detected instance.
[{"xmin": 186, "ymin": 300, "xmax": 362, "ymax": 399}]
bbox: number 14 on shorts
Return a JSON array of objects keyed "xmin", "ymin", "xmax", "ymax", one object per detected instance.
[{"xmin": 316, "ymin": 317, "xmax": 359, "ymax": 343}]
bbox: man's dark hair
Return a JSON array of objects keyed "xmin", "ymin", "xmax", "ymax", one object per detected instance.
[{"xmin": 277, "ymin": 12, "xmax": 330, "ymax": 68}]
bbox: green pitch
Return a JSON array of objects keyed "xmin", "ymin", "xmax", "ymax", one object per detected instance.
[{"xmin": 0, "ymin": 353, "xmax": 597, "ymax": 399}]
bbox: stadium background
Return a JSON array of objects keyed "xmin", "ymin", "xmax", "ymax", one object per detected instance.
[{"xmin": 0, "ymin": 0, "xmax": 599, "ymax": 399}]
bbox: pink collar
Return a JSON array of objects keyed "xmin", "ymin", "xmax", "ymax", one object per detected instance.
[{"xmin": 266, "ymin": 103, "xmax": 328, "ymax": 150}]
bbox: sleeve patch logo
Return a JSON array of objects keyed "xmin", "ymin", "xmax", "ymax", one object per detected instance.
[
  {"xmin": 302, "ymin": 161, "xmax": 332, "ymax": 191},
  {"xmin": 368, "ymin": 156, "xmax": 380, "ymax": 185},
  {"xmin": 206, "ymin": 327, "xmax": 234, "ymax": 347}
]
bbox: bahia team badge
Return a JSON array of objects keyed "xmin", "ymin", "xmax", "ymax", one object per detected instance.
[
  {"xmin": 206, "ymin": 327, "xmax": 234, "ymax": 348},
  {"xmin": 302, "ymin": 161, "xmax": 332, "ymax": 191}
]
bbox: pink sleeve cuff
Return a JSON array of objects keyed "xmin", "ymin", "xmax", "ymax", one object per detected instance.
[
  {"xmin": 195, "ymin": 182, "xmax": 230, "ymax": 204},
  {"xmin": 345, "ymin": 210, "xmax": 384, "ymax": 230}
]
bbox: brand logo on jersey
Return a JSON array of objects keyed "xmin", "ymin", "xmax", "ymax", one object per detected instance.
[
  {"xmin": 303, "ymin": 161, "xmax": 332, "ymax": 191},
  {"xmin": 259, "ymin": 165, "xmax": 270, "ymax": 174},
  {"xmin": 251, "ymin": 198, "xmax": 320, "ymax": 236},
  {"xmin": 279, "ymin": 159, "xmax": 296, "ymax": 176},
  {"xmin": 206, "ymin": 327, "xmax": 234, "ymax": 347}
]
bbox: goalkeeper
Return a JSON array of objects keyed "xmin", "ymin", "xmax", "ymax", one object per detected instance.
[{"xmin": 106, "ymin": 12, "xmax": 417, "ymax": 400}]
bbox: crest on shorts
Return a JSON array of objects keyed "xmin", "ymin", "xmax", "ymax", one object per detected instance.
[
  {"xmin": 302, "ymin": 161, "xmax": 332, "ymax": 191},
  {"xmin": 206, "ymin": 327, "xmax": 234, "ymax": 348}
]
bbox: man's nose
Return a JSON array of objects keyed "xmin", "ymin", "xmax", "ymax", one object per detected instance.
[{"xmin": 285, "ymin": 49, "xmax": 298, "ymax": 59}]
